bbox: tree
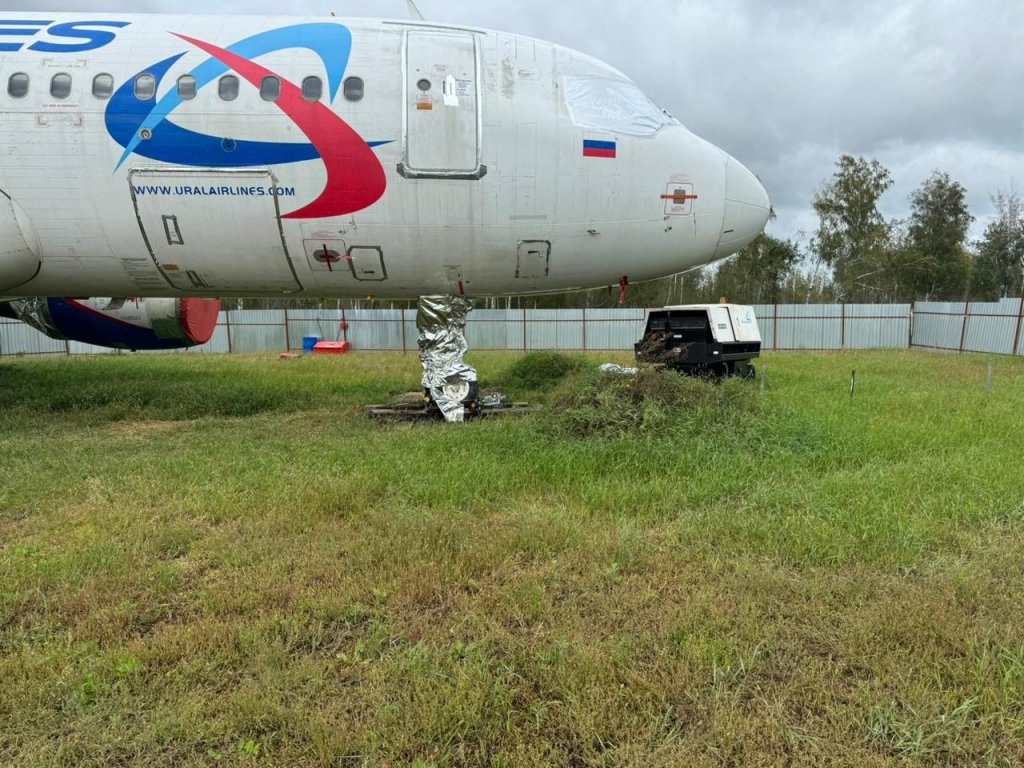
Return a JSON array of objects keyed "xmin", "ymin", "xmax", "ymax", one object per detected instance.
[
  {"xmin": 708, "ymin": 234, "xmax": 802, "ymax": 304},
  {"xmin": 894, "ymin": 171, "xmax": 973, "ymax": 300},
  {"xmin": 971, "ymin": 189, "xmax": 1024, "ymax": 299},
  {"xmin": 811, "ymin": 155, "xmax": 894, "ymax": 302}
]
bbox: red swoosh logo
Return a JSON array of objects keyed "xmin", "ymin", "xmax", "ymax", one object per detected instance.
[{"xmin": 174, "ymin": 33, "xmax": 386, "ymax": 219}]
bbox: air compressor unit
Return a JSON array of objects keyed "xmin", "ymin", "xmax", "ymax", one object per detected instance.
[{"xmin": 635, "ymin": 304, "xmax": 762, "ymax": 377}]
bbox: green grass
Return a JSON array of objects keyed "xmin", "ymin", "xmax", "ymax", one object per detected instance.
[{"xmin": 1, "ymin": 350, "xmax": 1024, "ymax": 767}]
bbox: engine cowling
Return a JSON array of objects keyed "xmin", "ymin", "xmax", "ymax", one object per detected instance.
[{"xmin": 2, "ymin": 297, "xmax": 220, "ymax": 350}]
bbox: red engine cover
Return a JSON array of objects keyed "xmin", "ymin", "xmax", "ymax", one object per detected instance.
[{"xmin": 178, "ymin": 298, "xmax": 221, "ymax": 344}]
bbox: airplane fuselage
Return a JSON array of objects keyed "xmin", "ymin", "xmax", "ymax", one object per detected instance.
[{"xmin": 0, "ymin": 13, "xmax": 770, "ymax": 299}]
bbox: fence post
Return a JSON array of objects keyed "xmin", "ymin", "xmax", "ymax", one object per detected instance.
[
  {"xmin": 908, "ymin": 302, "xmax": 915, "ymax": 349},
  {"xmin": 283, "ymin": 307, "xmax": 291, "ymax": 351},
  {"xmin": 225, "ymin": 311, "xmax": 233, "ymax": 353},
  {"xmin": 582, "ymin": 306, "xmax": 587, "ymax": 351},
  {"xmin": 523, "ymin": 307, "xmax": 527, "ymax": 351},
  {"xmin": 1012, "ymin": 296, "xmax": 1024, "ymax": 358},
  {"xmin": 840, "ymin": 303, "xmax": 846, "ymax": 350},
  {"xmin": 772, "ymin": 303, "xmax": 778, "ymax": 351},
  {"xmin": 958, "ymin": 301, "xmax": 971, "ymax": 354},
  {"xmin": 341, "ymin": 306, "xmax": 348, "ymax": 344},
  {"xmin": 401, "ymin": 308, "xmax": 407, "ymax": 353}
]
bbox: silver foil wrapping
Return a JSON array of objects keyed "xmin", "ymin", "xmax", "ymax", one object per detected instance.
[
  {"xmin": 599, "ymin": 363, "xmax": 639, "ymax": 376},
  {"xmin": 417, "ymin": 295, "xmax": 477, "ymax": 423},
  {"xmin": 6, "ymin": 298, "xmax": 63, "ymax": 339}
]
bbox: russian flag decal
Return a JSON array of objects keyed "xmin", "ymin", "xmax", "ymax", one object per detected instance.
[{"xmin": 583, "ymin": 139, "xmax": 616, "ymax": 158}]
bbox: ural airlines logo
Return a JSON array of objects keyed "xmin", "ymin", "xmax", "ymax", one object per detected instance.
[
  {"xmin": 0, "ymin": 20, "xmax": 129, "ymax": 52},
  {"xmin": 105, "ymin": 24, "xmax": 389, "ymax": 220}
]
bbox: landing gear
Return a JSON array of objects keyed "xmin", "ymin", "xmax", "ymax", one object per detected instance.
[
  {"xmin": 416, "ymin": 295, "xmax": 478, "ymax": 422},
  {"xmin": 423, "ymin": 379, "xmax": 480, "ymax": 419},
  {"xmin": 365, "ymin": 296, "xmax": 537, "ymax": 421}
]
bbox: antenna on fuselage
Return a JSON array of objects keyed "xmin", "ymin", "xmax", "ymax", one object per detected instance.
[{"xmin": 406, "ymin": 0, "xmax": 426, "ymax": 20}]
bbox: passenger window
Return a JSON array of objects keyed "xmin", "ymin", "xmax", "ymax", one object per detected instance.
[
  {"xmin": 50, "ymin": 73, "xmax": 72, "ymax": 100},
  {"xmin": 343, "ymin": 76, "xmax": 364, "ymax": 102},
  {"xmin": 301, "ymin": 76, "xmax": 322, "ymax": 102},
  {"xmin": 177, "ymin": 75, "xmax": 197, "ymax": 100},
  {"xmin": 260, "ymin": 76, "xmax": 280, "ymax": 102},
  {"xmin": 7, "ymin": 72, "xmax": 29, "ymax": 98},
  {"xmin": 135, "ymin": 73, "xmax": 156, "ymax": 100},
  {"xmin": 92, "ymin": 73, "xmax": 114, "ymax": 100},
  {"xmin": 218, "ymin": 75, "xmax": 239, "ymax": 101}
]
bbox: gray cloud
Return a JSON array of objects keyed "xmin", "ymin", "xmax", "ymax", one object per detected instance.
[{"xmin": 15, "ymin": 0, "xmax": 1024, "ymax": 244}]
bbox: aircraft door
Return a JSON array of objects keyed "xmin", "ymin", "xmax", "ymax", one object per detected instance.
[
  {"xmin": 400, "ymin": 29, "xmax": 485, "ymax": 179},
  {"xmin": 0, "ymin": 191, "xmax": 40, "ymax": 292},
  {"xmin": 130, "ymin": 169, "xmax": 301, "ymax": 293},
  {"xmin": 348, "ymin": 246, "xmax": 387, "ymax": 281},
  {"xmin": 516, "ymin": 240, "xmax": 550, "ymax": 279}
]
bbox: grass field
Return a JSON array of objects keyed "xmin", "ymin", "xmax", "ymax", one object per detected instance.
[{"xmin": 2, "ymin": 349, "xmax": 1024, "ymax": 767}]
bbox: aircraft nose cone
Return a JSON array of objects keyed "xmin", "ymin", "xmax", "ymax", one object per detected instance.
[{"xmin": 715, "ymin": 158, "xmax": 771, "ymax": 258}]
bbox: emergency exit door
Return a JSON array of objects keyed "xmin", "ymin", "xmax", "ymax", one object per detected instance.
[
  {"xmin": 400, "ymin": 29, "xmax": 485, "ymax": 179},
  {"xmin": 130, "ymin": 169, "xmax": 301, "ymax": 293}
]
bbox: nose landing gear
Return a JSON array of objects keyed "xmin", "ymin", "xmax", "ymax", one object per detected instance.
[
  {"xmin": 416, "ymin": 294, "xmax": 479, "ymax": 422},
  {"xmin": 365, "ymin": 295, "xmax": 539, "ymax": 422}
]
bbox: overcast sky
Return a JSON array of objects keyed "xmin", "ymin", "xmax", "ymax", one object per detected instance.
[{"xmin": 12, "ymin": 0, "xmax": 1024, "ymax": 247}]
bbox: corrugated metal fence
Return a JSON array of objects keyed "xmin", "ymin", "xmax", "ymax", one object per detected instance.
[
  {"xmin": 3, "ymin": 301, "xmax": 1024, "ymax": 357},
  {"xmin": 911, "ymin": 299, "xmax": 1024, "ymax": 356},
  {"xmin": 751, "ymin": 304, "xmax": 912, "ymax": 351}
]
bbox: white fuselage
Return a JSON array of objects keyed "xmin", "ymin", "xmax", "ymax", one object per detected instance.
[{"xmin": 0, "ymin": 14, "xmax": 770, "ymax": 299}]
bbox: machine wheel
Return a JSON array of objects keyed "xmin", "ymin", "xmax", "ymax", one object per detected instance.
[
  {"xmin": 441, "ymin": 377, "xmax": 472, "ymax": 404},
  {"xmin": 444, "ymin": 379, "xmax": 479, "ymax": 406},
  {"xmin": 426, "ymin": 379, "xmax": 480, "ymax": 413}
]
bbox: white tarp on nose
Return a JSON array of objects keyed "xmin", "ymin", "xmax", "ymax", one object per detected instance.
[{"xmin": 563, "ymin": 76, "xmax": 675, "ymax": 136}]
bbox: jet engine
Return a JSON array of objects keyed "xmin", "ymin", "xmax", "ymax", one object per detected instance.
[{"xmin": 0, "ymin": 297, "xmax": 220, "ymax": 350}]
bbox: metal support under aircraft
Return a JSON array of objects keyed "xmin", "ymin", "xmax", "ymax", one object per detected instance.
[{"xmin": 417, "ymin": 295, "xmax": 478, "ymax": 422}]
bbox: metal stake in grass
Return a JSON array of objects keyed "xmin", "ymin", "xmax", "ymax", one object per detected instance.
[
  {"xmin": 986, "ymin": 359, "xmax": 993, "ymax": 398},
  {"xmin": 850, "ymin": 369, "xmax": 857, "ymax": 399},
  {"xmin": 761, "ymin": 363, "xmax": 767, "ymax": 395}
]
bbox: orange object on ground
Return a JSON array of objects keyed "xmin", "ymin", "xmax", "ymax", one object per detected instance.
[{"xmin": 312, "ymin": 341, "xmax": 351, "ymax": 355}]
